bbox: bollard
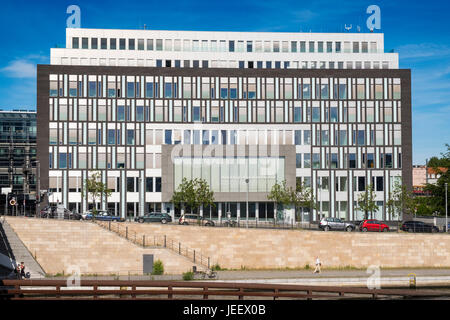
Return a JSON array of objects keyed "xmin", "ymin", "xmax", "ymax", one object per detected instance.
[
  {"xmin": 408, "ymin": 273, "xmax": 416, "ymax": 289},
  {"xmin": 126, "ymin": 227, "xmax": 128, "ymax": 239},
  {"xmin": 143, "ymin": 235, "xmax": 145, "ymax": 247},
  {"xmin": 179, "ymin": 242, "xmax": 181, "ymax": 255},
  {"xmin": 164, "ymin": 235, "xmax": 166, "ymax": 248}
]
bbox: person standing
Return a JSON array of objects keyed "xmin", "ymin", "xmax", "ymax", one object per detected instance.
[
  {"xmin": 20, "ymin": 262, "xmax": 26, "ymax": 279},
  {"xmin": 313, "ymin": 257, "xmax": 321, "ymax": 274}
]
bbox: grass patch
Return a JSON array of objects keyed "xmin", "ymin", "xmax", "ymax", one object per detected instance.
[{"xmin": 182, "ymin": 271, "xmax": 194, "ymax": 281}]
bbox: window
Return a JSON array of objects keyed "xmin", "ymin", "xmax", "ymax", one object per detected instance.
[
  {"xmin": 127, "ymin": 177, "xmax": 135, "ymax": 192},
  {"xmin": 247, "ymin": 41, "xmax": 253, "ymax": 52},
  {"xmin": 136, "ymin": 106, "xmax": 144, "ymax": 121},
  {"xmin": 101, "ymin": 38, "xmax": 107, "ymax": 49},
  {"xmin": 165, "ymin": 130, "xmax": 172, "ymax": 144},
  {"xmin": 304, "ymin": 153, "xmax": 311, "ymax": 168},
  {"xmin": 117, "ymin": 106, "xmax": 125, "ymax": 121},
  {"xmin": 294, "ymin": 130, "xmax": 302, "ymax": 145},
  {"xmin": 110, "ymin": 38, "xmax": 117, "ymax": 50},
  {"xmin": 385, "ymin": 153, "xmax": 393, "ymax": 168},
  {"xmin": 358, "ymin": 177, "xmax": 365, "ymax": 191},
  {"xmin": 294, "ymin": 107, "xmax": 302, "ymax": 122},
  {"xmin": 229, "ymin": 41, "xmax": 235, "ymax": 52},
  {"xmin": 72, "ymin": 37, "xmax": 79, "ymax": 49},
  {"xmin": 107, "ymin": 129, "xmax": 115, "ymax": 145},
  {"xmin": 138, "ymin": 39, "xmax": 144, "ymax": 50},
  {"xmin": 119, "ymin": 38, "xmax": 126, "ymax": 50},
  {"xmin": 193, "ymin": 106, "xmax": 200, "ymax": 121},
  {"xmin": 155, "ymin": 177, "xmax": 162, "ymax": 192},
  {"xmin": 126, "ymin": 130, "xmax": 135, "ymax": 145},
  {"xmin": 296, "ymin": 154, "xmax": 302, "ymax": 168},
  {"xmin": 146, "ymin": 177, "xmax": 153, "ymax": 192},
  {"xmin": 312, "ymin": 153, "xmax": 320, "ymax": 169},
  {"xmin": 127, "ymin": 82, "xmax": 135, "ymax": 98},
  {"xmin": 303, "ymin": 130, "xmax": 311, "ymax": 145},
  {"xmin": 91, "ymin": 38, "xmax": 98, "ymax": 49},
  {"xmin": 82, "ymin": 37, "xmax": 88, "ymax": 49},
  {"xmin": 349, "ymin": 153, "xmax": 356, "ymax": 168}
]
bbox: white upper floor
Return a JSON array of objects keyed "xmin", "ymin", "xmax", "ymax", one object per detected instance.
[{"xmin": 50, "ymin": 28, "xmax": 399, "ymax": 69}]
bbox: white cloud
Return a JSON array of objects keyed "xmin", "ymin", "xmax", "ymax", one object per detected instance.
[
  {"xmin": 397, "ymin": 43, "xmax": 450, "ymax": 60},
  {"xmin": 1, "ymin": 60, "xmax": 36, "ymax": 78}
]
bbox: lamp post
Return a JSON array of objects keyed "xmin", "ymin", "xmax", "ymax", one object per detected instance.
[
  {"xmin": 245, "ymin": 178, "xmax": 249, "ymax": 228},
  {"xmin": 446, "ymin": 183, "xmax": 448, "ymax": 233}
]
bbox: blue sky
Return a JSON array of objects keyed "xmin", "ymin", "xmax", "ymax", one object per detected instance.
[{"xmin": 0, "ymin": 0, "xmax": 448, "ymax": 164}]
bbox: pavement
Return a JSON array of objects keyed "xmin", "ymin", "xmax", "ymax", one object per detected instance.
[{"xmin": 28, "ymin": 268, "xmax": 450, "ymax": 288}]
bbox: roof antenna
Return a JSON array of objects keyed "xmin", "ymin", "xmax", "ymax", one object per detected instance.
[{"xmin": 143, "ymin": 24, "xmax": 146, "ymax": 30}]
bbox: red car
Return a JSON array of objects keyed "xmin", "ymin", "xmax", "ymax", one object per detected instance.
[{"xmin": 359, "ymin": 219, "xmax": 390, "ymax": 232}]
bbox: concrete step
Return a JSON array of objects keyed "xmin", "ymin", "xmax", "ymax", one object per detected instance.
[{"xmin": 0, "ymin": 219, "xmax": 45, "ymax": 279}]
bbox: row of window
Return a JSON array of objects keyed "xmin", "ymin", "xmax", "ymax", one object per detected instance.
[
  {"xmin": 58, "ymin": 57, "xmax": 392, "ymax": 70},
  {"xmin": 49, "ymin": 176, "xmax": 162, "ymax": 193},
  {"xmin": 50, "ymin": 101, "xmax": 401, "ymax": 124},
  {"xmin": 49, "ymin": 126, "xmax": 402, "ymax": 148},
  {"xmin": 313, "ymin": 176, "xmax": 386, "ymax": 192},
  {"xmin": 50, "ymin": 77, "xmax": 401, "ymax": 101},
  {"xmin": 295, "ymin": 151, "xmax": 401, "ymax": 170},
  {"xmin": 71, "ymin": 37, "xmax": 380, "ymax": 54}
]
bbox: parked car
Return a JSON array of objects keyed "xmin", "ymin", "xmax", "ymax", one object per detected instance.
[
  {"xmin": 401, "ymin": 221, "xmax": 439, "ymax": 233},
  {"xmin": 135, "ymin": 212, "xmax": 172, "ymax": 224},
  {"xmin": 39, "ymin": 205, "xmax": 56, "ymax": 218},
  {"xmin": 359, "ymin": 219, "xmax": 390, "ymax": 232},
  {"xmin": 319, "ymin": 217, "xmax": 355, "ymax": 232},
  {"xmin": 179, "ymin": 214, "xmax": 215, "ymax": 226},
  {"xmin": 38, "ymin": 206, "xmax": 81, "ymax": 220},
  {"xmin": 83, "ymin": 210, "xmax": 124, "ymax": 222}
]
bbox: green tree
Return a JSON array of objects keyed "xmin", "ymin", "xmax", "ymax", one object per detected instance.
[
  {"xmin": 81, "ymin": 171, "xmax": 112, "ymax": 216},
  {"xmin": 171, "ymin": 178, "xmax": 215, "ymax": 215},
  {"xmin": 356, "ymin": 184, "xmax": 379, "ymax": 220},
  {"xmin": 267, "ymin": 180, "xmax": 292, "ymax": 222},
  {"xmin": 386, "ymin": 181, "xmax": 417, "ymax": 222},
  {"xmin": 423, "ymin": 144, "xmax": 450, "ymax": 216},
  {"xmin": 290, "ymin": 180, "xmax": 317, "ymax": 222}
]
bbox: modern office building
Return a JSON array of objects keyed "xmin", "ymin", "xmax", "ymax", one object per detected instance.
[
  {"xmin": 0, "ymin": 110, "xmax": 37, "ymax": 215},
  {"xmin": 37, "ymin": 28, "xmax": 411, "ymax": 222}
]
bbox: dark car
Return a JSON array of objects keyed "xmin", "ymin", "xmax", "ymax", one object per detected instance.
[
  {"xmin": 401, "ymin": 221, "xmax": 439, "ymax": 233},
  {"xmin": 39, "ymin": 206, "xmax": 57, "ymax": 218},
  {"xmin": 359, "ymin": 219, "xmax": 390, "ymax": 232},
  {"xmin": 84, "ymin": 210, "xmax": 124, "ymax": 222},
  {"xmin": 38, "ymin": 206, "xmax": 80, "ymax": 220},
  {"xmin": 179, "ymin": 214, "xmax": 215, "ymax": 226},
  {"xmin": 135, "ymin": 212, "xmax": 172, "ymax": 224}
]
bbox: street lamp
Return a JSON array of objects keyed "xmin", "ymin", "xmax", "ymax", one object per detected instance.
[
  {"xmin": 245, "ymin": 178, "xmax": 249, "ymax": 228},
  {"xmin": 446, "ymin": 183, "xmax": 448, "ymax": 233}
]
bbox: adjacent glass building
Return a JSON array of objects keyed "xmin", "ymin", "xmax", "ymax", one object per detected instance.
[
  {"xmin": 37, "ymin": 28, "xmax": 411, "ymax": 222},
  {"xmin": 0, "ymin": 110, "xmax": 37, "ymax": 214}
]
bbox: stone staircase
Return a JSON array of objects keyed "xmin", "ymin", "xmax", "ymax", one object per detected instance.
[
  {"xmin": 95, "ymin": 220, "xmax": 211, "ymax": 270},
  {"xmin": 4, "ymin": 217, "xmax": 203, "ymax": 275},
  {"xmin": 0, "ymin": 218, "xmax": 46, "ymax": 279}
]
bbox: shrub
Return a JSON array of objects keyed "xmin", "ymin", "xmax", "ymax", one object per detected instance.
[
  {"xmin": 211, "ymin": 263, "xmax": 222, "ymax": 271},
  {"xmin": 152, "ymin": 259, "xmax": 164, "ymax": 275},
  {"xmin": 305, "ymin": 264, "xmax": 310, "ymax": 270},
  {"xmin": 182, "ymin": 271, "xmax": 194, "ymax": 281}
]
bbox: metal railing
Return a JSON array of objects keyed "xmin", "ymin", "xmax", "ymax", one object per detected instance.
[
  {"xmin": 2, "ymin": 279, "xmax": 450, "ymax": 300},
  {"xmin": 95, "ymin": 221, "xmax": 211, "ymax": 269}
]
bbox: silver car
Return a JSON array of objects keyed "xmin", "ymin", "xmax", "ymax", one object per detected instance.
[{"xmin": 319, "ymin": 217, "xmax": 355, "ymax": 232}]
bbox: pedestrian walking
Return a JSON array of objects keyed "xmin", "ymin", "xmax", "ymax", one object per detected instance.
[{"xmin": 313, "ymin": 256, "xmax": 321, "ymax": 274}]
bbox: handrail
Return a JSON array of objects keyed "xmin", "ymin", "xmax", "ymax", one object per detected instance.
[
  {"xmin": 2, "ymin": 279, "xmax": 449, "ymax": 300},
  {"xmin": 94, "ymin": 221, "xmax": 211, "ymax": 269}
]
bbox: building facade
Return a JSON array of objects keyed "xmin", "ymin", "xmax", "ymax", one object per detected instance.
[
  {"xmin": 0, "ymin": 110, "xmax": 37, "ymax": 215},
  {"xmin": 37, "ymin": 28, "xmax": 411, "ymax": 222}
]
